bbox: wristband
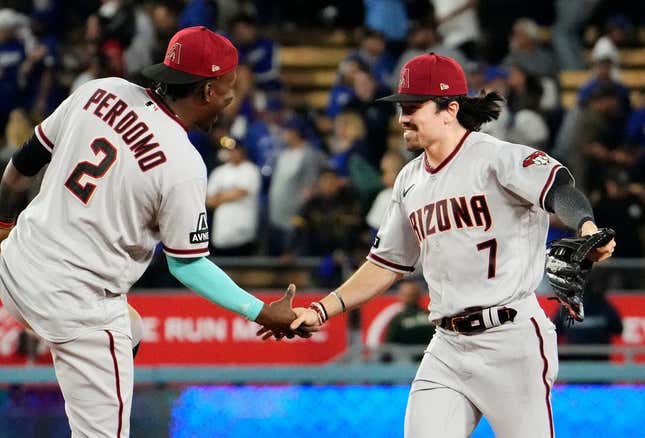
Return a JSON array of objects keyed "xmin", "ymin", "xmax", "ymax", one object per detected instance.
[
  {"xmin": 309, "ymin": 302, "xmax": 328, "ymax": 324},
  {"xmin": 330, "ymin": 290, "xmax": 346, "ymax": 312}
]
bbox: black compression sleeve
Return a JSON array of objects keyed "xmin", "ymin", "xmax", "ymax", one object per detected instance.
[
  {"xmin": 11, "ymin": 133, "xmax": 52, "ymax": 177},
  {"xmin": 543, "ymin": 168, "xmax": 594, "ymax": 233}
]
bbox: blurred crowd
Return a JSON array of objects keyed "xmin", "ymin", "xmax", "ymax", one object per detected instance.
[{"xmin": 0, "ymin": 0, "xmax": 643, "ymax": 289}]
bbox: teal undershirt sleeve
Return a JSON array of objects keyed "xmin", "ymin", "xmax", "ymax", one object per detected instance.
[{"xmin": 166, "ymin": 255, "xmax": 264, "ymax": 321}]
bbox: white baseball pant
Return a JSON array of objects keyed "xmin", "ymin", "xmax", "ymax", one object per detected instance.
[
  {"xmin": 405, "ymin": 294, "xmax": 558, "ymax": 438},
  {"xmin": 50, "ymin": 329, "xmax": 133, "ymax": 438}
]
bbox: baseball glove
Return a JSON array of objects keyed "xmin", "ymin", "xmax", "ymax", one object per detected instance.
[{"xmin": 545, "ymin": 228, "xmax": 615, "ymax": 323}]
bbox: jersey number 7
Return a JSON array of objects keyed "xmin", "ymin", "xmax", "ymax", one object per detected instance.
[
  {"xmin": 476, "ymin": 238, "xmax": 497, "ymax": 279},
  {"xmin": 64, "ymin": 137, "xmax": 118, "ymax": 204}
]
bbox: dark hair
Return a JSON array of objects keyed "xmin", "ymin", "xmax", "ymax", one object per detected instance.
[
  {"xmin": 430, "ymin": 91, "xmax": 504, "ymax": 131},
  {"xmin": 155, "ymin": 79, "xmax": 210, "ymax": 100}
]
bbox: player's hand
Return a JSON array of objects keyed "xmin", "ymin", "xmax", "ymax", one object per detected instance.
[
  {"xmin": 580, "ymin": 221, "xmax": 616, "ymax": 262},
  {"xmin": 256, "ymin": 306, "xmax": 322, "ymax": 341},
  {"xmin": 290, "ymin": 307, "xmax": 323, "ymax": 331},
  {"xmin": 254, "ymin": 284, "xmax": 297, "ymax": 337}
]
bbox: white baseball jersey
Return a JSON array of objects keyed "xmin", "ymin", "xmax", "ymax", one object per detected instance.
[
  {"xmin": 0, "ymin": 77, "xmax": 210, "ymax": 342},
  {"xmin": 206, "ymin": 160, "xmax": 261, "ymax": 248},
  {"xmin": 368, "ymin": 130, "xmax": 570, "ymax": 321}
]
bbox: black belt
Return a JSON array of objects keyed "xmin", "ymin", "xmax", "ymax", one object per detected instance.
[{"xmin": 435, "ymin": 306, "xmax": 517, "ymax": 334}]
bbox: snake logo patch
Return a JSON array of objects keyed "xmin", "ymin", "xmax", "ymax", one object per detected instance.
[{"xmin": 522, "ymin": 151, "xmax": 550, "ymax": 167}]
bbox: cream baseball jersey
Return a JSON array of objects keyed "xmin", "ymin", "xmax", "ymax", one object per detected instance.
[
  {"xmin": 368, "ymin": 130, "xmax": 570, "ymax": 321},
  {"xmin": 0, "ymin": 77, "xmax": 210, "ymax": 342}
]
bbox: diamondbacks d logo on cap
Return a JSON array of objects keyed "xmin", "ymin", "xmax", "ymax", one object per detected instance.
[
  {"xmin": 166, "ymin": 42, "xmax": 182, "ymax": 64},
  {"xmin": 399, "ymin": 68, "xmax": 410, "ymax": 90}
]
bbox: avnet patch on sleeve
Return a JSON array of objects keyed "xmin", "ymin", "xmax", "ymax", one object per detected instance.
[{"xmin": 189, "ymin": 212, "xmax": 209, "ymax": 244}]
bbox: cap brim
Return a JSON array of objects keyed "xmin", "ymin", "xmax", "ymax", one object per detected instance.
[
  {"xmin": 141, "ymin": 63, "xmax": 208, "ymax": 84},
  {"xmin": 376, "ymin": 93, "xmax": 435, "ymax": 103}
]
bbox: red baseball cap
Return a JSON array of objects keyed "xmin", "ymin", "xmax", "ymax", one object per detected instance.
[
  {"xmin": 378, "ymin": 53, "xmax": 468, "ymax": 102},
  {"xmin": 142, "ymin": 26, "xmax": 238, "ymax": 84}
]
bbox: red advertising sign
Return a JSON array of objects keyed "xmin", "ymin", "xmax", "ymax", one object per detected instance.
[
  {"xmin": 0, "ymin": 291, "xmax": 348, "ymax": 366},
  {"xmin": 361, "ymin": 293, "xmax": 645, "ymax": 356}
]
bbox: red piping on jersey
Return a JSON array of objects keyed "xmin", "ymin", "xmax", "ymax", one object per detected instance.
[
  {"xmin": 530, "ymin": 318, "xmax": 554, "ymax": 438},
  {"xmin": 539, "ymin": 165, "xmax": 562, "ymax": 210},
  {"xmin": 106, "ymin": 331, "xmax": 124, "ymax": 438},
  {"xmin": 36, "ymin": 125, "xmax": 55, "ymax": 151},
  {"xmin": 163, "ymin": 244, "xmax": 209, "ymax": 255},
  {"xmin": 367, "ymin": 252, "xmax": 415, "ymax": 272},
  {"xmin": 424, "ymin": 130, "xmax": 471, "ymax": 174},
  {"xmin": 145, "ymin": 89, "xmax": 189, "ymax": 132}
]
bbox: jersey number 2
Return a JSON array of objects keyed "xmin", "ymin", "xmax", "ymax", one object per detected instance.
[
  {"xmin": 64, "ymin": 137, "xmax": 117, "ymax": 204},
  {"xmin": 476, "ymin": 238, "xmax": 497, "ymax": 279}
]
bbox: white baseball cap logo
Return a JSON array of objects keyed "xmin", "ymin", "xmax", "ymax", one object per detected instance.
[
  {"xmin": 166, "ymin": 42, "xmax": 181, "ymax": 64},
  {"xmin": 439, "ymin": 83, "xmax": 449, "ymax": 90},
  {"xmin": 211, "ymin": 65, "xmax": 220, "ymax": 72},
  {"xmin": 399, "ymin": 68, "xmax": 410, "ymax": 90}
]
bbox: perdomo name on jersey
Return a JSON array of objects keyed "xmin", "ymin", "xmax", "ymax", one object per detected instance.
[{"xmin": 82, "ymin": 88, "xmax": 167, "ymax": 172}]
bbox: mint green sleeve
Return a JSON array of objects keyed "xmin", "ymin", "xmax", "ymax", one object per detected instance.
[{"xmin": 166, "ymin": 255, "xmax": 264, "ymax": 321}]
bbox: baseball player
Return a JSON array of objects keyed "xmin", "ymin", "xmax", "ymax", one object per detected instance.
[
  {"xmin": 278, "ymin": 53, "xmax": 616, "ymax": 437},
  {"xmin": 0, "ymin": 27, "xmax": 303, "ymax": 437}
]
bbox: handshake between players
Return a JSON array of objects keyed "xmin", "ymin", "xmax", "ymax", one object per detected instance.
[{"xmin": 255, "ymin": 284, "xmax": 328, "ymax": 340}]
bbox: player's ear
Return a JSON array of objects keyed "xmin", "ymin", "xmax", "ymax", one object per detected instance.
[
  {"xmin": 444, "ymin": 100, "xmax": 460, "ymax": 124},
  {"xmin": 202, "ymin": 80, "xmax": 215, "ymax": 103}
]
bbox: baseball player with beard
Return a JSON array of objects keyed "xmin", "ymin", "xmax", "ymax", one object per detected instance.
[
  {"xmin": 274, "ymin": 53, "xmax": 616, "ymax": 437},
  {"xmin": 0, "ymin": 27, "xmax": 303, "ymax": 437}
]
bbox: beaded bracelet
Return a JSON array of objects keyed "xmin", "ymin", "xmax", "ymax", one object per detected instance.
[{"xmin": 309, "ymin": 302, "xmax": 328, "ymax": 324}]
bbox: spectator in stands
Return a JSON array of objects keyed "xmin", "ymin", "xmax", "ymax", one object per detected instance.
[
  {"xmin": 391, "ymin": 20, "xmax": 468, "ymax": 91},
  {"xmin": 503, "ymin": 18, "xmax": 558, "ymax": 79},
  {"xmin": 326, "ymin": 58, "xmax": 364, "ymax": 119},
  {"xmin": 363, "ymin": 0, "xmax": 408, "ymax": 57},
  {"xmin": 591, "ymin": 14, "xmax": 634, "ymax": 78},
  {"xmin": 87, "ymin": 0, "xmax": 137, "ymax": 77},
  {"xmin": 0, "ymin": 108, "xmax": 32, "ymax": 172},
  {"xmin": 345, "ymin": 66, "xmax": 395, "ymax": 169},
  {"xmin": 552, "ymin": 0, "xmax": 602, "ymax": 70},
  {"xmin": 122, "ymin": 2, "xmax": 155, "ymax": 76},
  {"xmin": 0, "ymin": 109, "xmax": 41, "ymax": 205},
  {"xmin": 465, "ymin": 62, "xmax": 486, "ymax": 97},
  {"xmin": 431, "ymin": 0, "xmax": 481, "ymax": 60},
  {"xmin": 344, "ymin": 29, "xmax": 395, "ymax": 88},
  {"xmin": 72, "ymin": 45, "xmax": 113, "ymax": 90},
  {"xmin": 553, "ymin": 83, "xmax": 626, "ymax": 193},
  {"xmin": 244, "ymin": 97, "xmax": 287, "ymax": 185},
  {"xmin": 291, "ymin": 167, "xmax": 363, "ymax": 285},
  {"xmin": 206, "ymin": 140, "xmax": 261, "ymax": 256},
  {"xmin": 593, "ymin": 168, "xmax": 644, "ymax": 260},
  {"xmin": 624, "ymin": 99, "xmax": 645, "ymax": 182},
  {"xmin": 367, "ymin": 150, "xmax": 405, "ymax": 233},
  {"xmin": 150, "ymin": 3, "xmax": 179, "ymax": 63},
  {"xmin": 327, "ymin": 111, "xmax": 381, "ymax": 209},
  {"xmin": 381, "ymin": 279, "xmax": 434, "ymax": 362},
  {"xmin": 504, "ymin": 63, "xmax": 550, "ymax": 147},
  {"xmin": 24, "ymin": 11, "xmax": 63, "ymax": 121},
  {"xmin": 0, "ymin": 9, "xmax": 27, "ymax": 131},
  {"xmin": 229, "ymin": 13, "xmax": 282, "ymax": 92},
  {"xmin": 555, "ymin": 274, "xmax": 623, "ymax": 361},
  {"xmin": 178, "ymin": 0, "xmax": 217, "ymax": 29},
  {"xmin": 577, "ymin": 56, "xmax": 631, "ymax": 122},
  {"xmin": 268, "ymin": 116, "xmax": 322, "ymax": 255}
]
